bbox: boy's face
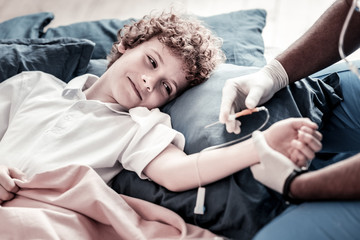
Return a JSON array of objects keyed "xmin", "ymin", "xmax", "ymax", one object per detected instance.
[{"xmin": 101, "ymin": 37, "xmax": 188, "ymax": 110}]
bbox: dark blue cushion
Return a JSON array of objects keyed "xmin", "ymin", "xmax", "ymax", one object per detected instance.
[
  {"xmin": 1, "ymin": 10, "xmax": 267, "ymax": 65},
  {"xmin": 0, "ymin": 12, "xmax": 54, "ymax": 39},
  {"xmin": 200, "ymin": 9, "xmax": 267, "ymax": 67},
  {"xmin": 41, "ymin": 9, "xmax": 266, "ymax": 65},
  {"xmin": 0, "ymin": 38, "xmax": 94, "ymax": 83},
  {"xmin": 43, "ymin": 18, "xmax": 135, "ymax": 59}
]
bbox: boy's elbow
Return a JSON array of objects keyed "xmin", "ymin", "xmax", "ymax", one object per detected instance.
[{"xmin": 158, "ymin": 178, "xmax": 186, "ymax": 192}]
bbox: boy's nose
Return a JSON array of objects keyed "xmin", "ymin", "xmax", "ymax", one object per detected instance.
[{"xmin": 142, "ymin": 74, "xmax": 155, "ymax": 92}]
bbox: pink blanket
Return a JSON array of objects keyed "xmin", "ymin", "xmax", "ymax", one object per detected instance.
[{"xmin": 0, "ymin": 165, "xmax": 219, "ymax": 239}]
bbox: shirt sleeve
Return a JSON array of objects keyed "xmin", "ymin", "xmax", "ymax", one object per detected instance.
[{"xmin": 121, "ymin": 107, "xmax": 185, "ymax": 179}]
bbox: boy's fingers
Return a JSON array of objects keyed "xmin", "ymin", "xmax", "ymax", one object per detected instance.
[
  {"xmin": 9, "ymin": 167, "xmax": 27, "ymax": 181},
  {"xmin": 0, "ymin": 185, "xmax": 15, "ymax": 202},
  {"xmin": 298, "ymin": 130, "xmax": 322, "ymax": 152},
  {"xmin": 292, "ymin": 118, "xmax": 318, "ymax": 131}
]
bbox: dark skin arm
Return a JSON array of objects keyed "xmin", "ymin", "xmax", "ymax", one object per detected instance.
[
  {"xmin": 291, "ymin": 153, "xmax": 360, "ymax": 200},
  {"xmin": 276, "ymin": 0, "xmax": 360, "ymax": 200},
  {"xmin": 277, "ymin": 0, "xmax": 360, "ymax": 83}
]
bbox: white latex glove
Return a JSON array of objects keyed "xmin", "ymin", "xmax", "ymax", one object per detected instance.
[
  {"xmin": 250, "ymin": 130, "xmax": 299, "ymax": 194},
  {"xmin": 219, "ymin": 59, "xmax": 289, "ymax": 134}
]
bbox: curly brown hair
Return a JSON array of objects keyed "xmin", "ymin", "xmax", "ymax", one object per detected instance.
[{"xmin": 107, "ymin": 11, "xmax": 225, "ymax": 86}]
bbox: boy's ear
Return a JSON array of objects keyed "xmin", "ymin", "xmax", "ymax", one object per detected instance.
[{"xmin": 117, "ymin": 42, "xmax": 126, "ymax": 53}]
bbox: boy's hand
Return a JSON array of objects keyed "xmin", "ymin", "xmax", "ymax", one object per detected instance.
[
  {"xmin": 263, "ymin": 118, "xmax": 322, "ymax": 167},
  {"xmin": 0, "ymin": 166, "xmax": 26, "ymax": 204}
]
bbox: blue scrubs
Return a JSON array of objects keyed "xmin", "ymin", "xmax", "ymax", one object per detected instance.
[{"xmin": 253, "ymin": 61, "xmax": 360, "ymax": 240}]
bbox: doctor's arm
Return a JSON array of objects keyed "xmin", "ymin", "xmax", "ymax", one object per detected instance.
[
  {"xmin": 290, "ymin": 154, "xmax": 360, "ymax": 200},
  {"xmin": 278, "ymin": 0, "xmax": 360, "ymax": 83},
  {"xmin": 219, "ymin": 0, "xmax": 360, "ymax": 134}
]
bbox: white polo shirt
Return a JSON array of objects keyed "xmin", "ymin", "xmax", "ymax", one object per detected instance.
[{"xmin": 0, "ymin": 71, "xmax": 185, "ymax": 183}]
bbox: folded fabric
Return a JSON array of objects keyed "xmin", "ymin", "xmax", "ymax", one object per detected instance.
[
  {"xmin": 0, "ymin": 165, "xmax": 218, "ymax": 239},
  {"xmin": 0, "ymin": 12, "xmax": 53, "ymax": 39},
  {"xmin": 0, "ymin": 38, "xmax": 94, "ymax": 83}
]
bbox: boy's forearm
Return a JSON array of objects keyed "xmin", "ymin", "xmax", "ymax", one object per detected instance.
[
  {"xmin": 290, "ymin": 153, "xmax": 360, "ymax": 200},
  {"xmin": 193, "ymin": 139, "xmax": 259, "ymax": 187},
  {"xmin": 145, "ymin": 139, "xmax": 259, "ymax": 192},
  {"xmin": 277, "ymin": 0, "xmax": 360, "ymax": 83}
]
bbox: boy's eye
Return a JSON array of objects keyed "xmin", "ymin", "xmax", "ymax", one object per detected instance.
[
  {"xmin": 148, "ymin": 56, "xmax": 157, "ymax": 68},
  {"xmin": 163, "ymin": 82, "xmax": 172, "ymax": 95}
]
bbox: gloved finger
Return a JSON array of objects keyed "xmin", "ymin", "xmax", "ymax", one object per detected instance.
[
  {"xmin": 245, "ymin": 86, "xmax": 265, "ymax": 109},
  {"xmin": 252, "ymin": 130, "xmax": 273, "ymax": 158},
  {"xmin": 224, "ymin": 107, "xmax": 239, "ymax": 134},
  {"xmin": 233, "ymin": 120, "xmax": 241, "ymax": 134},
  {"xmin": 298, "ymin": 129, "xmax": 322, "ymax": 152},
  {"xmin": 250, "ymin": 131, "xmax": 267, "ymax": 173},
  {"xmin": 219, "ymin": 82, "xmax": 238, "ymax": 123}
]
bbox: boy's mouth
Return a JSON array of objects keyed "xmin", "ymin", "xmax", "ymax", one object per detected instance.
[{"xmin": 128, "ymin": 77, "xmax": 142, "ymax": 100}]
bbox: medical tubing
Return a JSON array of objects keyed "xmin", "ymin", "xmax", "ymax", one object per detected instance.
[
  {"xmin": 338, "ymin": 0, "xmax": 360, "ymax": 79},
  {"xmin": 193, "ymin": 106, "xmax": 269, "ymax": 217},
  {"xmin": 202, "ymin": 106, "xmax": 270, "ymax": 152}
]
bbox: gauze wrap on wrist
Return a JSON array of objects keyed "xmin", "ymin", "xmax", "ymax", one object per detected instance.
[{"xmin": 262, "ymin": 59, "xmax": 289, "ymax": 91}]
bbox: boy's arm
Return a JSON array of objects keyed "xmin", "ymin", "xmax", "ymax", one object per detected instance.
[{"xmin": 144, "ymin": 118, "xmax": 322, "ymax": 192}]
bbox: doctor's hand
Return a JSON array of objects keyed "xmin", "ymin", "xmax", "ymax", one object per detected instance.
[
  {"xmin": 250, "ymin": 130, "xmax": 300, "ymax": 194},
  {"xmin": 219, "ymin": 59, "xmax": 289, "ymax": 134},
  {"xmin": 0, "ymin": 165, "xmax": 26, "ymax": 204}
]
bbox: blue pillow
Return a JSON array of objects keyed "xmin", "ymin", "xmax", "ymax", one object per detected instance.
[
  {"xmin": 41, "ymin": 9, "xmax": 266, "ymax": 65},
  {"xmin": 0, "ymin": 38, "xmax": 94, "ymax": 83},
  {"xmin": 200, "ymin": 9, "xmax": 267, "ymax": 67},
  {"xmin": 43, "ymin": 18, "xmax": 135, "ymax": 59},
  {"xmin": 0, "ymin": 12, "xmax": 53, "ymax": 39},
  {"xmin": 1, "ymin": 10, "xmax": 267, "ymax": 65}
]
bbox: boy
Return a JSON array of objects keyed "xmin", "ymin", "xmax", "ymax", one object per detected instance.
[{"xmin": 0, "ymin": 12, "xmax": 322, "ymax": 204}]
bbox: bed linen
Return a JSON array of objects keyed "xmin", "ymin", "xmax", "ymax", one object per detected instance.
[{"xmin": 0, "ymin": 164, "xmax": 218, "ymax": 239}]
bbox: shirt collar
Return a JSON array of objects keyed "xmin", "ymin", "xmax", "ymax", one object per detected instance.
[
  {"xmin": 62, "ymin": 74, "xmax": 129, "ymax": 114},
  {"xmin": 62, "ymin": 74, "xmax": 98, "ymax": 100}
]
